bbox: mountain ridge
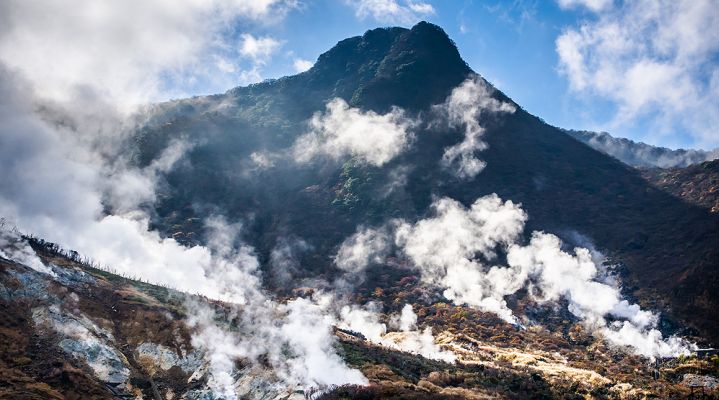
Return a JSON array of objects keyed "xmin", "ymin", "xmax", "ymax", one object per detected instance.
[{"xmin": 565, "ymin": 129, "xmax": 719, "ymax": 169}]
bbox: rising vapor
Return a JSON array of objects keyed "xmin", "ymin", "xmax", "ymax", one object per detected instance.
[
  {"xmin": 435, "ymin": 75, "xmax": 516, "ymax": 179},
  {"xmin": 335, "ymin": 193, "xmax": 695, "ymax": 358},
  {"xmin": 292, "ymin": 98, "xmax": 417, "ymax": 166}
]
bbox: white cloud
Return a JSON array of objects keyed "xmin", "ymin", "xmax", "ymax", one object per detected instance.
[
  {"xmin": 407, "ymin": 1, "xmax": 435, "ymax": 15},
  {"xmin": 347, "ymin": 0, "xmax": 435, "ymax": 25},
  {"xmin": 293, "ymin": 58, "xmax": 314, "ymax": 73},
  {"xmin": 292, "ymin": 98, "xmax": 416, "ymax": 166},
  {"xmin": 239, "ymin": 34, "xmax": 282, "ymax": 64},
  {"xmin": 436, "ymin": 76, "xmax": 516, "ymax": 179},
  {"xmin": 556, "ymin": 0, "xmax": 613, "ymax": 12},
  {"xmin": 556, "ymin": 0, "xmax": 719, "ymax": 147},
  {"xmin": 0, "ymin": 0, "xmax": 294, "ymax": 109}
]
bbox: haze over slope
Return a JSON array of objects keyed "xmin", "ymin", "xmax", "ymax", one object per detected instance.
[{"xmin": 565, "ymin": 129, "xmax": 719, "ymax": 169}]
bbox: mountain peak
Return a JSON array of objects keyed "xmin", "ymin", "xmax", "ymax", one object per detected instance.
[{"xmin": 310, "ymin": 21, "xmax": 471, "ymax": 111}]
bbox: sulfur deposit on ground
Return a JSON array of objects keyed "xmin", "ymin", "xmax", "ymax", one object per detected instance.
[{"xmin": 437, "ymin": 332, "xmax": 610, "ymax": 389}]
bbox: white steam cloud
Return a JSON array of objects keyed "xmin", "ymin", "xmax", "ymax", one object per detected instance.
[
  {"xmin": 0, "ymin": 223, "xmax": 55, "ymax": 277},
  {"xmin": 436, "ymin": 76, "xmax": 516, "ymax": 179},
  {"xmin": 170, "ymin": 217, "xmax": 367, "ymax": 394},
  {"xmin": 396, "ymin": 195, "xmax": 527, "ymax": 323},
  {"xmin": 0, "ymin": 4, "xmax": 370, "ymax": 395},
  {"xmin": 335, "ymin": 194, "xmax": 694, "ymax": 359},
  {"xmin": 187, "ymin": 296, "xmax": 367, "ymax": 396},
  {"xmin": 339, "ymin": 303, "xmax": 456, "ymax": 362},
  {"xmin": 334, "ymin": 226, "xmax": 391, "ymax": 274},
  {"xmin": 292, "ymin": 98, "xmax": 416, "ymax": 166},
  {"xmin": 0, "ymin": 73, "xmax": 244, "ymax": 302}
]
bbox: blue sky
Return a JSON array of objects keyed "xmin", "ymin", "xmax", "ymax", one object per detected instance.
[
  {"xmin": 203, "ymin": 1, "xmax": 602, "ymax": 137},
  {"xmin": 219, "ymin": 0, "xmax": 718, "ymax": 151},
  {"xmin": 1, "ymin": 0, "xmax": 716, "ymax": 150}
]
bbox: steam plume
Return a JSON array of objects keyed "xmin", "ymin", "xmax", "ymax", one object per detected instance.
[
  {"xmin": 334, "ymin": 194, "xmax": 694, "ymax": 359},
  {"xmin": 292, "ymin": 98, "xmax": 416, "ymax": 166},
  {"xmin": 435, "ymin": 75, "xmax": 516, "ymax": 179}
]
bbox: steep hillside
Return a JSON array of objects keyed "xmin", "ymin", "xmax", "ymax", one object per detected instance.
[
  {"xmin": 565, "ymin": 130, "xmax": 719, "ymax": 168},
  {"xmin": 1, "ymin": 232, "xmax": 716, "ymax": 399},
  {"xmin": 643, "ymin": 160, "xmax": 719, "ymax": 213},
  {"xmin": 133, "ymin": 22, "xmax": 719, "ymax": 344}
]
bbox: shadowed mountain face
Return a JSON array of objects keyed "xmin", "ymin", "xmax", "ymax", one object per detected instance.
[{"xmin": 134, "ymin": 22, "xmax": 719, "ymax": 342}]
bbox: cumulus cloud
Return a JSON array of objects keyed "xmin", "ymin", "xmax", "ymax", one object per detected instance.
[
  {"xmin": 435, "ymin": 76, "xmax": 516, "ymax": 179},
  {"xmin": 0, "ymin": 1, "xmax": 294, "ymax": 110},
  {"xmin": 239, "ymin": 34, "xmax": 282, "ymax": 64},
  {"xmin": 556, "ymin": 0, "xmax": 719, "ymax": 148},
  {"xmin": 293, "ymin": 58, "xmax": 314, "ymax": 73},
  {"xmin": 292, "ymin": 98, "xmax": 416, "ymax": 166},
  {"xmin": 347, "ymin": 0, "xmax": 435, "ymax": 25}
]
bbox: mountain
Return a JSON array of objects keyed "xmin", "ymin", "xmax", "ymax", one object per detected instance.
[
  {"xmin": 136, "ymin": 22, "xmax": 719, "ymax": 343},
  {"xmin": 565, "ymin": 129, "xmax": 719, "ymax": 169},
  {"xmin": 3, "ymin": 21, "xmax": 719, "ymax": 399},
  {"xmin": 643, "ymin": 159, "xmax": 719, "ymax": 214}
]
